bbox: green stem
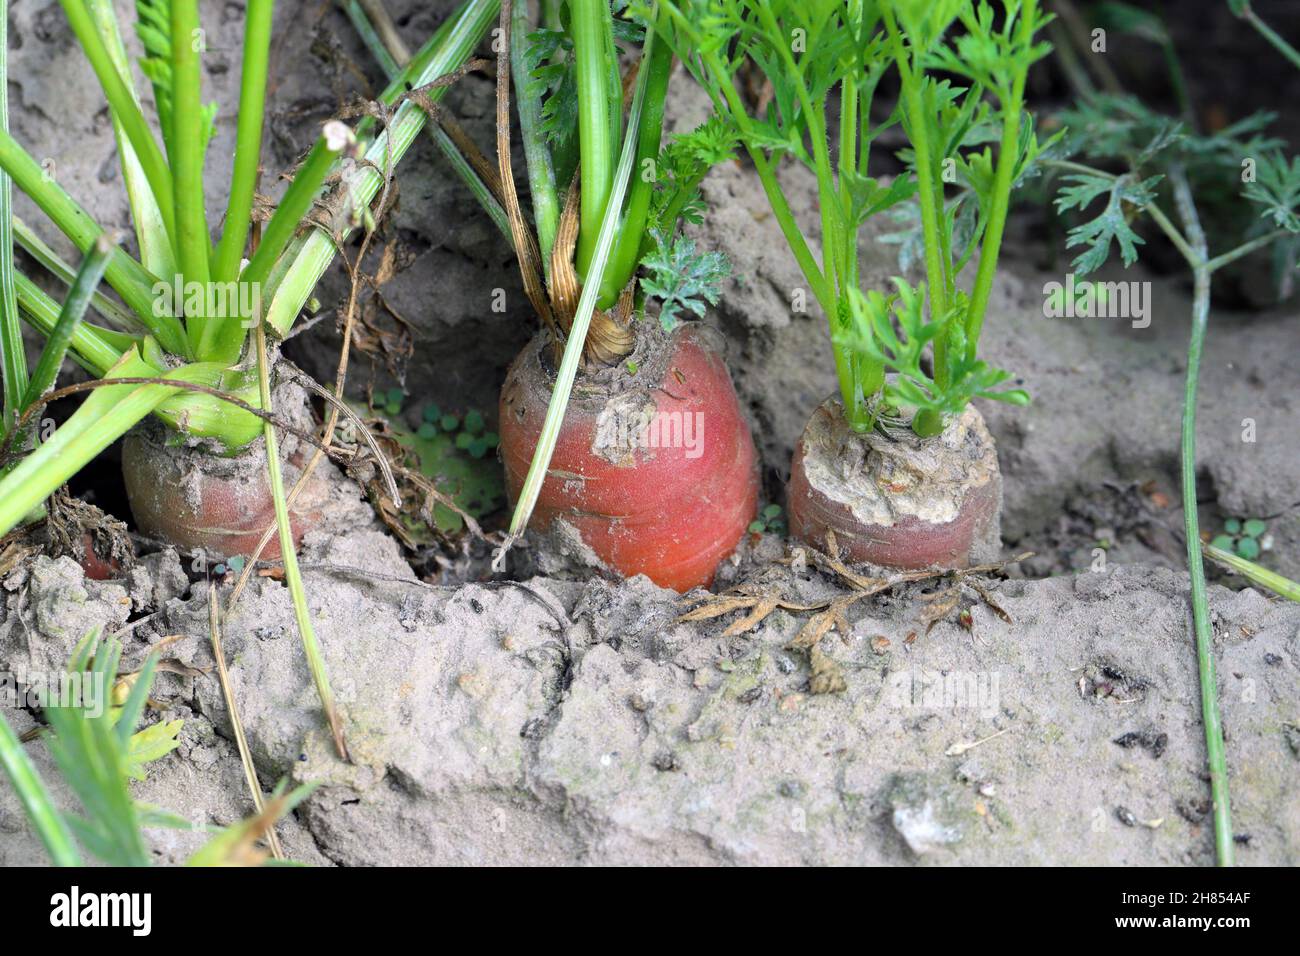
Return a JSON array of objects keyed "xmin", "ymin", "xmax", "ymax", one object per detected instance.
[
  {"xmin": 253, "ymin": 322, "xmax": 348, "ymax": 759},
  {"xmin": 342, "ymin": 0, "xmax": 400, "ymax": 75},
  {"xmin": 541, "ymin": 0, "xmax": 561, "ymax": 30},
  {"xmin": 598, "ymin": 25, "xmax": 672, "ymax": 306},
  {"xmin": 212, "ymin": 0, "xmax": 275, "ymax": 286},
  {"xmin": 346, "ymin": 0, "xmax": 512, "ymax": 244},
  {"xmin": 0, "ymin": 0, "xmax": 23, "ymax": 437},
  {"xmin": 512, "ymin": 0, "xmax": 560, "ymax": 280},
  {"xmin": 748, "ymin": 151, "xmax": 835, "ymax": 318},
  {"xmin": 1144, "ymin": 197, "xmax": 1200, "ymax": 268},
  {"xmin": 12, "ymin": 216, "xmax": 142, "ymax": 333},
  {"xmin": 87, "ymin": 0, "xmax": 176, "ymax": 280},
  {"xmin": 507, "ymin": 21, "xmax": 653, "ymax": 541},
  {"xmin": 172, "ymin": 0, "xmax": 212, "ymax": 357},
  {"xmin": 661, "ymin": 16, "xmax": 851, "ymax": 413},
  {"xmin": 1167, "ymin": 166, "xmax": 1234, "ymax": 867},
  {"xmin": 240, "ymin": 140, "xmax": 340, "ymax": 292},
  {"xmin": 761, "ymin": 5, "xmax": 840, "ymax": 283},
  {"xmin": 206, "ymin": 134, "xmax": 344, "ymax": 364},
  {"xmin": 572, "ymin": 0, "xmax": 617, "ymax": 276},
  {"xmin": 693, "ymin": 44, "xmax": 832, "ymax": 313},
  {"xmin": 648, "ymin": 167, "xmax": 707, "ymax": 254},
  {"xmin": 1203, "ymin": 542, "xmax": 1300, "ymax": 602},
  {"xmin": 1183, "ymin": 263, "xmax": 1234, "ymax": 866},
  {"xmin": 839, "ymin": 69, "xmax": 859, "ymax": 293},
  {"xmin": 839, "ymin": 36, "xmax": 887, "ymax": 425},
  {"xmin": 857, "ymin": 68, "xmax": 880, "ymax": 174},
  {"xmin": 885, "ymin": 8, "xmax": 949, "ymax": 387},
  {"xmin": 15, "ymin": 271, "xmax": 127, "ymax": 376},
  {"xmin": 1239, "ymin": 5, "xmax": 1300, "ymax": 72},
  {"xmin": 962, "ymin": 65, "xmax": 1026, "ymax": 360},
  {"xmin": 59, "ymin": 0, "xmax": 177, "ymax": 246},
  {"xmin": 1203, "ymin": 229, "xmax": 1291, "ymax": 273},
  {"xmin": 1043, "ymin": 157, "xmax": 1109, "ymax": 178},
  {"xmin": 149, "ymin": 366, "xmax": 262, "ymax": 446}
]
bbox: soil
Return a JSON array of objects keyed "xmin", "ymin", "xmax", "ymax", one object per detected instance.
[{"xmin": 0, "ymin": 0, "xmax": 1296, "ymax": 865}]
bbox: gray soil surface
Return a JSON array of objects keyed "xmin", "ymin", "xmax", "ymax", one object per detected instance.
[
  {"xmin": 0, "ymin": 0, "xmax": 1296, "ymax": 865},
  {"xmin": 3, "ymin": 526, "xmax": 1297, "ymax": 865}
]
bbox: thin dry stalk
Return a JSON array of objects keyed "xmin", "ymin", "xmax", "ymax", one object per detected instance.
[
  {"xmin": 229, "ymin": 89, "xmax": 402, "ymax": 613},
  {"xmin": 207, "ymin": 582, "xmax": 283, "ymax": 860},
  {"xmin": 358, "ymin": 0, "xmax": 410, "ymax": 63},
  {"xmin": 495, "ymin": 0, "xmax": 555, "ymax": 329}
]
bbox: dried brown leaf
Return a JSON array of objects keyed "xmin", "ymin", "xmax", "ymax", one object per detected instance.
[
  {"xmin": 968, "ymin": 580, "xmax": 1012, "ymax": 624},
  {"xmin": 723, "ymin": 599, "xmax": 779, "ymax": 637},
  {"xmin": 675, "ymin": 597, "xmax": 759, "ymax": 623},
  {"xmin": 789, "ymin": 609, "xmax": 837, "ymax": 650}
]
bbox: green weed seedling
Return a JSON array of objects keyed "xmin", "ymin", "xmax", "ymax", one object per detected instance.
[
  {"xmin": 1210, "ymin": 518, "xmax": 1269, "ymax": 561},
  {"xmin": 365, "ymin": 396, "xmax": 504, "ymax": 535},
  {"xmin": 748, "ymin": 503, "xmax": 786, "ymax": 536}
]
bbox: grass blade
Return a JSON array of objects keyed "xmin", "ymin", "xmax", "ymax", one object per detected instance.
[
  {"xmin": 0, "ymin": 0, "xmax": 25, "ymax": 438},
  {"xmin": 253, "ymin": 321, "xmax": 349, "ymax": 760},
  {"xmin": 171, "ymin": 0, "xmax": 212, "ymax": 341},
  {"xmin": 21, "ymin": 234, "xmax": 116, "ymax": 410},
  {"xmin": 1203, "ymin": 542, "xmax": 1300, "ymax": 602},
  {"xmin": 13, "ymin": 216, "xmax": 145, "ymax": 333},
  {"xmin": 0, "ymin": 711, "xmax": 80, "ymax": 866},
  {"xmin": 212, "ymin": 0, "xmax": 275, "ymax": 285},
  {"xmin": 503, "ymin": 11, "xmax": 655, "ymax": 544}
]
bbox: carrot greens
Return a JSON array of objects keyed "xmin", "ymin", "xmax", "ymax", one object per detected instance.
[{"xmin": 652, "ymin": 0, "xmax": 1054, "ymax": 436}]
